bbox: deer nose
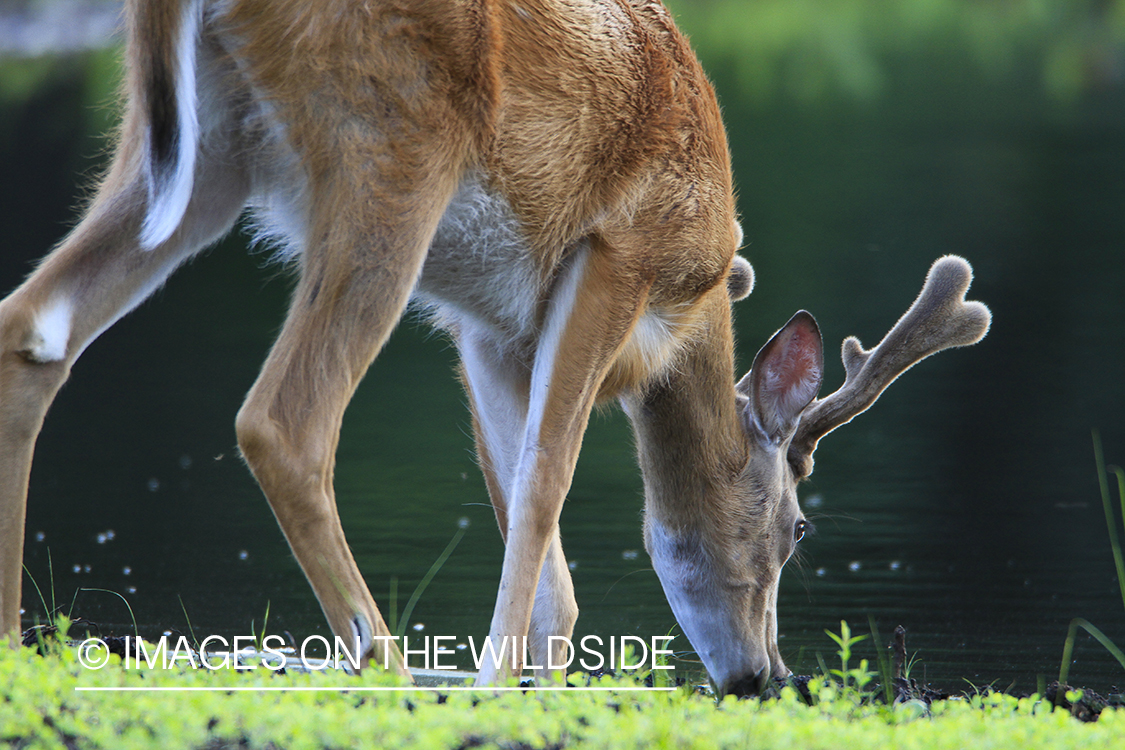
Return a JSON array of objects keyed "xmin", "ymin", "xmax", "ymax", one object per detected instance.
[{"xmin": 721, "ymin": 664, "xmax": 770, "ymax": 697}]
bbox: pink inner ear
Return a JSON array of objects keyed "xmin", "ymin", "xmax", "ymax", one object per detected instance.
[{"xmin": 763, "ymin": 320, "xmax": 822, "ymax": 416}]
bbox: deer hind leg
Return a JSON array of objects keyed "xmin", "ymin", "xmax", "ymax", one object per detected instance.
[
  {"xmin": 233, "ymin": 147, "xmax": 469, "ymax": 676},
  {"xmin": 459, "ymin": 327, "xmax": 578, "ymax": 681},
  {"xmin": 473, "ymin": 239, "xmax": 651, "ymax": 685},
  {"xmin": 0, "ymin": 125, "xmax": 250, "ymax": 642}
]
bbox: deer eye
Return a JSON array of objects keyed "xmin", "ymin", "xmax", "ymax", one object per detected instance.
[{"xmin": 794, "ymin": 519, "xmax": 808, "ymax": 543}]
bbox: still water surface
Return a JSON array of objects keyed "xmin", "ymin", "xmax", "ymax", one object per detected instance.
[{"xmin": 3, "ymin": 59, "xmax": 1124, "ymax": 693}]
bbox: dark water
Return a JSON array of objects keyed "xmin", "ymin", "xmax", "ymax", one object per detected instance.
[{"xmin": 3, "ymin": 56, "xmax": 1124, "ymax": 694}]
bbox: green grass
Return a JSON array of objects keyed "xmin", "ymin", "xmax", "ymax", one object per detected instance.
[
  {"xmin": 1057, "ymin": 433, "xmax": 1125, "ymax": 687},
  {"xmin": 2, "ymin": 622, "xmax": 1120, "ymax": 750}
]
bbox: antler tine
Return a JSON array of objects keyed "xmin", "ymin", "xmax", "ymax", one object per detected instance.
[{"xmin": 788, "ymin": 255, "xmax": 991, "ymax": 477}]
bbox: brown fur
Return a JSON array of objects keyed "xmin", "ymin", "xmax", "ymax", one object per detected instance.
[{"xmin": 0, "ymin": 0, "xmax": 987, "ymax": 695}]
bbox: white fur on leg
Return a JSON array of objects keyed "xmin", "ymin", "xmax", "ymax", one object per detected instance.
[
  {"xmin": 507, "ymin": 247, "xmax": 589, "ymax": 510},
  {"xmin": 25, "ymin": 298, "xmax": 73, "ymax": 363},
  {"xmin": 476, "ymin": 246, "xmax": 590, "ymax": 685},
  {"xmin": 458, "ymin": 325, "xmax": 528, "ymax": 497},
  {"xmin": 527, "ymin": 531, "xmax": 578, "ymax": 678}
]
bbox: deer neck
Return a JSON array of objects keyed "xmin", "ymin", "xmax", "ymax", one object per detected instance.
[{"xmin": 622, "ymin": 291, "xmax": 747, "ymax": 528}]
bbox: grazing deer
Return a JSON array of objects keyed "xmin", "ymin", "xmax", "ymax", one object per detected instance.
[{"xmin": 0, "ymin": 0, "xmax": 990, "ymax": 694}]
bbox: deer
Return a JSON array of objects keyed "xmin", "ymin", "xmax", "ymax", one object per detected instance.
[{"xmin": 0, "ymin": 0, "xmax": 990, "ymax": 695}]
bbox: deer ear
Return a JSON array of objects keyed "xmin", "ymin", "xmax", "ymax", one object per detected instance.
[{"xmin": 737, "ymin": 311, "xmax": 824, "ymax": 444}]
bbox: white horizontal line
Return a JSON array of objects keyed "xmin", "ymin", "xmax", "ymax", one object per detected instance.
[{"xmin": 75, "ymin": 686, "xmax": 675, "ymax": 693}]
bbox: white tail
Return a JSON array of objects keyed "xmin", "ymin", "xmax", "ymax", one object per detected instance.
[{"xmin": 0, "ymin": 0, "xmax": 989, "ymax": 694}]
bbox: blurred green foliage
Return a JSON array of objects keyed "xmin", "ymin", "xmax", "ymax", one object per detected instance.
[
  {"xmin": 0, "ymin": 45, "xmax": 121, "ymax": 138},
  {"xmin": 3, "ymin": 1, "xmax": 1123, "ymax": 112},
  {"xmin": 665, "ymin": 0, "xmax": 1125, "ymax": 103}
]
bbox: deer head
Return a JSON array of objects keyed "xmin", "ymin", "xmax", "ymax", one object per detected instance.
[{"xmin": 627, "ymin": 255, "xmax": 990, "ymax": 696}]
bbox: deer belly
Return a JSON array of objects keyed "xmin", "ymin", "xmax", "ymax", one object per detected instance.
[
  {"xmin": 415, "ymin": 175, "xmax": 544, "ymax": 343},
  {"xmin": 416, "ymin": 175, "xmax": 693, "ymax": 390}
]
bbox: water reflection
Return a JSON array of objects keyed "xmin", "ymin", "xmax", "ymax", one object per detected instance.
[{"xmin": 3, "ymin": 46, "xmax": 1124, "ymax": 693}]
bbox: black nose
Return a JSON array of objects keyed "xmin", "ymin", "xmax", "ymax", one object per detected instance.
[{"xmin": 723, "ymin": 665, "xmax": 770, "ymax": 697}]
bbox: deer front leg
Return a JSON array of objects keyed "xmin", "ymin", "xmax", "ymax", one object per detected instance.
[
  {"xmin": 459, "ymin": 328, "xmax": 577, "ymax": 681},
  {"xmin": 474, "ymin": 241, "xmax": 650, "ymax": 685}
]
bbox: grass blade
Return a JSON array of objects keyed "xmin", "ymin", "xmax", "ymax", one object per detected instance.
[
  {"xmin": 1092, "ymin": 431, "xmax": 1125, "ymax": 614},
  {"xmin": 177, "ymin": 595, "xmax": 199, "ymax": 648},
  {"xmin": 79, "ymin": 588, "xmax": 139, "ymax": 639},
  {"xmin": 868, "ymin": 615, "xmax": 893, "ymax": 704},
  {"xmin": 21, "ymin": 564, "xmax": 49, "ymax": 624},
  {"xmin": 388, "ymin": 577, "xmax": 398, "ymax": 636},
  {"xmin": 1059, "ymin": 617, "xmax": 1125, "ymax": 685},
  {"xmin": 396, "ymin": 523, "xmax": 467, "ymax": 640},
  {"xmin": 1111, "ymin": 464, "xmax": 1125, "ymax": 617}
]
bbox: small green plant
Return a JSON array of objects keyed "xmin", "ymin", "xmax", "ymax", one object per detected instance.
[
  {"xmin": 817, "ymin": 620, "xmax": 878, "ymax": 705},
  {"xmin": 900, "ymin": 649, "xmax": 921, "ymax": 681},
  {"xmin": 23, "ymin": 612, "xmax": 72, "ymax": 655},
  {"xmin": 648, "ymin": 625, "xmax": 679, "ymax": 689},
  {"xmin": 627, "ymin": 625, "xmax": 679, "ymax": 689},
  {"xmin": 1058, "ymin": 431, "xmax": 1125, "ymax": 686},
  {"xmin": 250, "ymin": 599, "xmax": 271, "ymax": 652}
]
